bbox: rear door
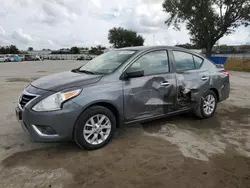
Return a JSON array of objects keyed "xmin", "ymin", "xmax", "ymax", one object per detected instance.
[
  {"xmin": 123, "ymin": 49, "xmax": 177, "ymax": 122},
  {"xmin": 171, "ymin": 50, "xmax": 210, "ymax": 106}
]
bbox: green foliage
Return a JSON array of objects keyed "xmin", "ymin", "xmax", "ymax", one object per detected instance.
[
  {"xmin": 108, "ymin": 27, "xmax": 145, "ymax": 48},
  {"xmin": 70, "ymin": 46, "xmax": 80, "ymax": 54},
  {"xmin": 89, "ymin": 45, "xmax": 107, "ymax": 55},
  {"xmin": 239, "ymin": 45, "xmax": 250, "ymax": 50},
  {"xmin": 163, "ymin": 0, "xmax": 250, "ymax": 56},
  {"xmin": 0, "ymin": 45, "xmax": 20, "ymax": 54},
  {"xmin": 175, "ymin": 43, "xmax": 199, "ymax": 49},
  {"xmin": 28, "ymin": 47, "xmax": 33, "ymax": 51}
]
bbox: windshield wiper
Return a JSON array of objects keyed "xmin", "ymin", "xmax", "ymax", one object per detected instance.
[{"xmin": 76, "ymin": 69, "xmax": 95, "ymax": 75}]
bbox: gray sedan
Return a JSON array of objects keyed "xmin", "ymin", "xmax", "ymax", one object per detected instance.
[{"xmin": 16, "ymin": 46, "xmax": 230, "ymax": 150}]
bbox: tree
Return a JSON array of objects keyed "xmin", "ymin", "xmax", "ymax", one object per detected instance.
[
  {"xmin": 70, "ymin": 46, "xmax": 80, "ymax": 54},
  {"xmin": 28, "ymin": 47, "xmax": 34, "ymax": 51},
  {"xmin": 89, "ymin": 45, "xmax": 106, "ymax": 55},
  {"xmin": 175, "ymin": 43, "xmax": 199, "ymax": 49},
  {"xmin": 108, "ymin": 27, "xmax": 145, "ymax": 48},
  {"xmin": 162, "ymin": 0, "xmax": 250, "ymax": 56},
  {"xmin": 0, "ymin": 45, "xmax": 19, "ymax": 54},
  {"xmin": 9, "ymin": 45, "xmax": 20, "ymax": 54}
]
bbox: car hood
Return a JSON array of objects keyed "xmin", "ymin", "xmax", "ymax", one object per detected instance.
[{"xmin": 31, "ymin": 71, "xmax": 102, "ymax": 92}]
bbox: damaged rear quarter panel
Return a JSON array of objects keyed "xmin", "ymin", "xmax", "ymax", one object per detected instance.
[
  {"xmin": 175, "ymin": 57, "xmax": 230, "ymax": 108},
  {"xmin": 176, "ymin": 69, "xmax": 210, "ymax": 103}
]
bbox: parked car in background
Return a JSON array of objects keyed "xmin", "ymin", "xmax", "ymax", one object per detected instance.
[
  {"xmin": 16, "ymin": 46, "xmax": 230, "ymax": 150},
  {"xmin": 85, "ymin": 55, "xmax": 93, "ymax": 60},
  {"xmin": 0, "ymin": 55, "xmax": 7, "ymax": 62},
  {"xmin": 34, "ymin": 55, "xmax": 44, "ymax": 61},
  {"xmin": 24, "ymin": 55, "xmax": 43, "ymax": 61},
  {"xmin": 18, "ymin": 55, "xmax": 25, "ymax": 61},
  {"xmin": 77, "ymin": 56, "xmax": 85, "ymax": 60},
  {"xmin": 24, "ymin": 54, "xmax": 33, "ymax": 61},
  {"xmin": 6, "ymin": 55, "xmax": 14, "ymax": 62},
  {"xmin": 7, "ymin": 55, "xmax": 22, "ymax": 62}
]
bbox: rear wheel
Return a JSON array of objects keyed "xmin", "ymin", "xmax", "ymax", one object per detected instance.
[
  {"xmin": 195, "ymin": 90, "xmax": 217, "ymax": 118},
  {"xmin": 74, "ymin": 106, "xmax": 116, "ymax": 150}
]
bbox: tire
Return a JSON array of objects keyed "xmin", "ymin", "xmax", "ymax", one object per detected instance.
[
  {"xmin": 194, "ymin": 90, "xmax": 217, "ymax": 118},
  {"xmin": 74, "ymin": 105, "xmax": 116, "ymax": 150}
]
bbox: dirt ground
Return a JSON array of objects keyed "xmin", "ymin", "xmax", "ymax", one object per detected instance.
[{"xmin": 0, "ymin": 60, "xmax": 250, "ymax": 188}]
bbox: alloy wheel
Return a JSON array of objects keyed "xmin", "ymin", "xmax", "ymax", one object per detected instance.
[
  {"xmin": 203, "ymin": 94, "xmax": 216, "ymax": 115},
  {"xmin": 83, "ymin": 114, "xmax": 112, "ymax": 145}
]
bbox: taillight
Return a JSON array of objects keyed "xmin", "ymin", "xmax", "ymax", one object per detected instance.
[{"xmin": 219, "ymin": 70, "xmax": 229, "ymax": 76}]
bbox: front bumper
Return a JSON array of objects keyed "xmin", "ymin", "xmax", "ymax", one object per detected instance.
[{"xmin": 16, "ymin": 100, "xmax": 82, "ymax": 142}]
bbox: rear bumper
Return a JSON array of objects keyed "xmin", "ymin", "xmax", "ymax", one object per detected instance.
[{"xmin": 16, "ymin": 101, "xmax": 82, "ymax": 142}]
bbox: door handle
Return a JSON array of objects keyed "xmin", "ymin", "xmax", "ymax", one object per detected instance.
[
  {"xmin": 160, "ymin": 82, "xmax": 170, "ymax": 86},
  {"xmin": 201, "ymin": 76, "xmax": 209, "ymax": 81}
]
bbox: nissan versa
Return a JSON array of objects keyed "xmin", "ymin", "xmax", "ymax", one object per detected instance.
[{"xmin": 16, "ymin": 46, "xmax": 230, "ymax": 150}]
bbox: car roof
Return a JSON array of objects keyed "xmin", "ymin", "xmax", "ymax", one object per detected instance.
[
  {"xmin": 117, "ymin": 45, "xmax": 187, "ymax": 51},
  {"xmin": 115, "ymin": 45, "xmax": 203, "ymax": 57}
]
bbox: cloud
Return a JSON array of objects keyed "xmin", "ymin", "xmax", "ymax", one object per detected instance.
[
  {"xmin": 0, "ymin": 0, "xmax": 248, "ymax": 49},
  {"xmin": 0, "ymin": 26, "xmax": 6, "ymax": 35},
  {"xmin": 139, "ymin": 0, "xmax": 164, "ymax": 4},
  {"xmin": 17, "ymin": 0, "xmax": 34, "ymax": 7},
  {"xmin": 36, "ymin": 1, "xmax": 78, "ymax": 26},
  {"xmin": 12, "ymin": 29, "xmax": 33, "ymax": 44},
  {"xmin": 219, "ymin": 26, "xmax": 250, "ymax": 45},
  {"xmin": 48, "ymin": 39, "xmax": 54, "ymax": 45},
  {"xmin": 99, "ymin": 1, "xmax": 166, "ymax": 34},
  {"xmin": 90, "ymin": 0, "xmax": 101, "ymax": 8}
]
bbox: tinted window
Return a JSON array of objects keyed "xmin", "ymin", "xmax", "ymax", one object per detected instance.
[
  {"xmin": 193, "ymin": 55, "xmax": 203, "ymax": 68},
  {"xmin": 173, "ymin": 51, "xmax": 195, "ymax": 71},
  {"xmin": 128, "ymin": 50, "xmax": 169, "ymax": 76}
]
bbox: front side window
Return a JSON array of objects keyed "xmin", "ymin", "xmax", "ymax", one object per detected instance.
[
  {"xmin": 79, "ymin": 50, "xmax": 136, "ymax": 74},
  {"xmin": 128, "ymin": 50, "xmax": 169, "ymax": 76},
  {"xmin": 173, "ymin": 51, "xmax": 195, "ymax": 71}
]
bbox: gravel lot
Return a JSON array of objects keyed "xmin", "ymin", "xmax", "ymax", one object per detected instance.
[{"xmin": 0, "ymin": 60, "xmax": 250, "ymax": 188}]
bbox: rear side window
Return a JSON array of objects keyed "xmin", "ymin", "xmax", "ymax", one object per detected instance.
[
  {"xmin": 193, "ymin": 55, "xmax": 203, "ymax": 68},
  {"xmin": 173, "ymin": 51, "xmax": 204, "ymax": 71},
  {"xmin": 173, "ymin": 51, "xmax": 195, "ymax": 71}
]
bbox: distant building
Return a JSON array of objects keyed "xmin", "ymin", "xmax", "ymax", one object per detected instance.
[
  {"xmin": 27, "ymin": 50, "xmax": 52, "ymax": 56},
  {"xmin": 80, "ymin": 48, "xmax": 89, "ymax": 54},
  {"xmin": 59, "ymin": 49, "xmax": 70, "ymax": 53}
]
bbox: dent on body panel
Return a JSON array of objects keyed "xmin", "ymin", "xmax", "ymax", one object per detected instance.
[
  {"xmin": 124, "ymin": 76, "xmax": 174, "ymax": 120},
  {"xmin": 209, "ymin": 70, "xmax": 230, "ymax": 101},
  {"xmin": 203, "ymin": 59, "xmax": 230, "ymax": 101},
  {"xmin": 176, "ymin": 70, "xmax": 210, "ymax": 107}
]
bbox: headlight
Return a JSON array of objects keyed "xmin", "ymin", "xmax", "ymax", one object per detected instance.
[{"xmin": 32, "ymin": 89, "xmax": 81, "ymax": 112}]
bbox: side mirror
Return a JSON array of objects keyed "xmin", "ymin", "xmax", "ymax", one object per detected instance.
[{"xmin": 122, "ymin": 68, "xmax": 144, "ymax": 79}]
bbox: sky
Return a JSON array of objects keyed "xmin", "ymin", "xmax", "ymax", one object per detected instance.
[{"xmin": 0, "ymin": 0, "xmax": 249, "ymax": 50}]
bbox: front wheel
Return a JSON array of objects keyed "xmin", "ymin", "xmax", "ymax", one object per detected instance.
[
  {"xmin": 74, "ymin": 106, "xmax": 116, "ymax": 150},
  {"xmin": 194, "ymin": 90, "xmax": 217, "ymax": 118}
]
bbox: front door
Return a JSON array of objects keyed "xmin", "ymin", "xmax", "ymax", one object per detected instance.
[{"xmin": 123, "ymin": 50, "xmax": 176, "ymax": 122}]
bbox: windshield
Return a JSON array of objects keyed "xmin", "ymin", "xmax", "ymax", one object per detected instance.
[{"xmin": 79, "ymin": 50, "xmax": 136, "ymax": 74}]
